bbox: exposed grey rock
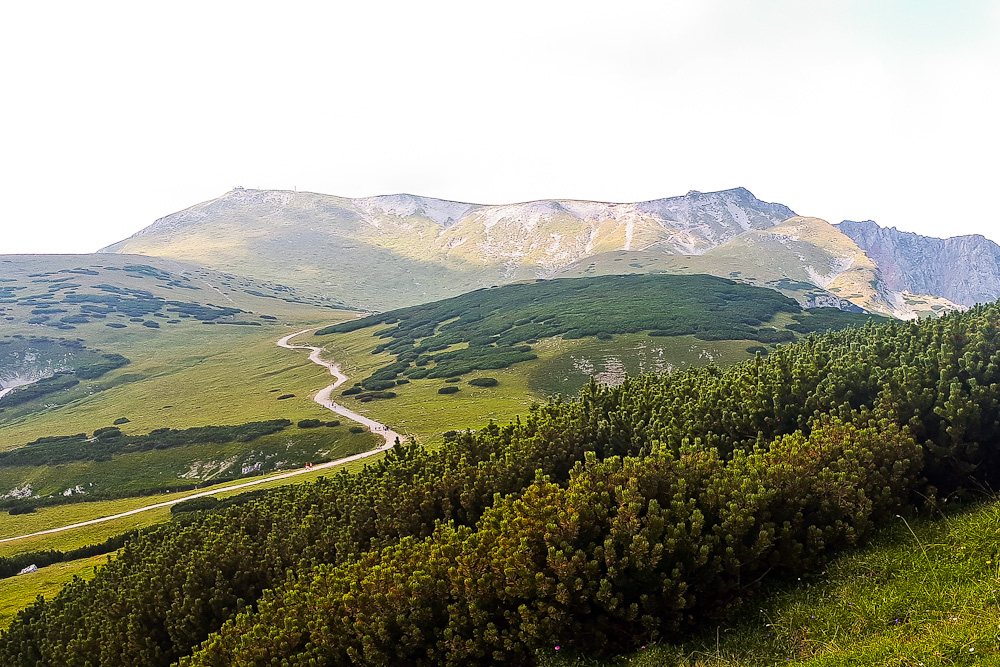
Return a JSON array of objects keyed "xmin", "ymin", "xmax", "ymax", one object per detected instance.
[{"xmin": 837, "ymin": 220, "xmax": 1000, "ymax": 306}]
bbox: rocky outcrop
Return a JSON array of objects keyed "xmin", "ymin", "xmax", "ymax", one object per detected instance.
[{"xmin": 838, "ymin": 220, "xmax": 1000, "ymax": 307}]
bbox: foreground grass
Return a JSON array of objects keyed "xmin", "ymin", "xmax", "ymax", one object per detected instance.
[
  {"xmin": 541, "ymin": 500, "xmax": 1000, "ymax": 667},
  {"xmin": 0, "ymin": 555, "xmax": 106, "ymax": 630}
]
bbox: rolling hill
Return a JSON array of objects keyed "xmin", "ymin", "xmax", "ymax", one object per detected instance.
[{"xmin": 305, "ymin": 274, "xmax": 883, "ymax": 442}]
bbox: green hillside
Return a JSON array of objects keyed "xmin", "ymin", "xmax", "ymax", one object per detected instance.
[
  {"xmin": 0, "ymin": 254, "xmax": 357, "ymax": 444},
  {"xmin": 2, "ymin": 294, "xmax": 995, "ymax": 665},
  {"xmin": 309, "ymin": 274, "xmax": 882, "ymax": 441},
  {"xmin": 0, "ymin": 255, "xmax": 381, "ymax": 562}
]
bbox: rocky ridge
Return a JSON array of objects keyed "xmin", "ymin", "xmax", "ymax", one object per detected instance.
[
  {"xmin": 837, "ymin": 220, "xmax": 1000, "ymax": 307},
  {"xmin": 99, "ymin": 187, "xmax": 974, "ymax": 318}
]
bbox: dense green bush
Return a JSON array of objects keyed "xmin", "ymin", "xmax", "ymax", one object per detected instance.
[
  {"xmin": 75, "ymin": 354, "xmax": 129, "ymax": 379},
  {"xmin": 296, "ymin": 419, "xmax": 323, "ymax": 428},
  {"xmin": 468, "ymin": 377, "xmax": 499, "ymax": 387},
  {"xmin": 6, "ymin": 505, "xmax": 36, "ymax": 515},
  {"xmin": 356, "ymin": 391, "xmax": 397, "ymax": 402},
  {"xmin": 184, "ymin": 418, "xmax": 918, "ymax": 665},
  {"xmin": 438, "ymin": 385, "xmax": 460, "ymax": 394},
  {"xmin": 171, "ymin": 496, "xmax": 221, "ymax": 514}
]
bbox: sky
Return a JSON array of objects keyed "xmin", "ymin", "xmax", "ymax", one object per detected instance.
[{"xmin": 1, "ymin": 0, "xmax": 998, "ymax": 254}]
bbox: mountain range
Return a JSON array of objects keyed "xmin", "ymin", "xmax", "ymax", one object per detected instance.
[{"xmin": 99, "ymin": 186, "xmax": 999, "ymax": 318}]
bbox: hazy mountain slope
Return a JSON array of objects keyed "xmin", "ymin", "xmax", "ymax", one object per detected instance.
[
  {"xmin": 100, "ymin": 187, "xmax": 796, "ymax": 310},
  {"xmin": 837, "ymin": 220, "xmax": 1000, "ymax": 306},
  {"xmin": 706, "ymin": 217, "xmax": 962, "ymax": 319},
  {"xmin": 553, "ymin": 218, "xmax": 961, "ymax": 319},
  {"xmin": 553, "ymin": 249, "xmax": 864, "ymax": 311}
]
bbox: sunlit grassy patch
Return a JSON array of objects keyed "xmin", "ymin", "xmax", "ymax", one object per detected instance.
[{"xmin": 0, "ymin": 554, "xmax": 107, "ymax": 630}]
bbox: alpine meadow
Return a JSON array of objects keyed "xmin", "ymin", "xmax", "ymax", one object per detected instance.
[{"xmin": 4, "ymin": 186, "xmax": 1000, "ymax": 667}]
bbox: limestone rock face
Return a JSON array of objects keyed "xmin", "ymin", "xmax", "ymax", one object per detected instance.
[{"xmin": 838, "ymin": 220, "xmax": 1000, "ymax": 307}]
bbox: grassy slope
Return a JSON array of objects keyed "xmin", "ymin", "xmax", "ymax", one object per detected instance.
[
  {"xmin": 0, "ymin": 555, "xmax": 106, "ymax": 630},
  {"xmin": 0, "ymin": 255, "xmax": 387, "ymax": 622},
  {"xmin": 0, "ymin": 253, "xmax": 359, "ymax": 445},
  {"xmin": 0, "ymin": 423, "xmax": 376, "ymax": 500},
  {"xmin": 541, "ymin": 500, "xmax": 1000, "ymax": 667},
  {"xmin": 102, "ymin": 201, "xmax": 500, "ymax": 312},
  {"xmin": 0, "ymin": 452, "xmax": 381, "ymax": 559}
]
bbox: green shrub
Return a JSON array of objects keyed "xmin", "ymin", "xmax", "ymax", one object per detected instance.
[
  {"xmin": 468, "ymin": 377, "xmax": 499, "ymax": 387},
  {"xmin": 348, "ymin": 426, "xmax": 366, "ymax": 434},
  {"xmin": 7, "ymin": 505, "xmax": 36, "ymax": 515},
  {"xmin": 171, "ymin": 496, "xmax": 220, "ymax": 514},
  {"xmin": 341, "ymin": 386, "xmax": 363, "ymax": 396},
  {"xmin": 437, "ymin": 386, "xmax": 460, "ymax": 394},
  {"xmin": 361, "ymin": 379, "xmax": 397, "ymax": 391},
  {"xmin": 297, "ymin": 419, "xmax": 323, "ymax": 429},
  {"xmin": 356, "ymin": 391, "xmax": 397, "ymax": 401}
]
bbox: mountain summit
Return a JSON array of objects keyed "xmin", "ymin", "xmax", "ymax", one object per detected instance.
[
  {"xmin": 100, "ymin": 188, "xmax": 797, "ymax": 310},
  {"xmin": 100, "ymin": 187, "xmax": 977, "ymax": 318}
]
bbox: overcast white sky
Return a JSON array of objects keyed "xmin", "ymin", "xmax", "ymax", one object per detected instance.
[{"xmin": 1, "ymin": 0, "xmax": 998, "ymax": 254}]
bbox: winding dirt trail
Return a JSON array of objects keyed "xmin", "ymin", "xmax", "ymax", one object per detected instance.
[
  {"xmin": 0, "ymin": 330, "xmax": 402, "ymax": 546},
  {"xmin": 275, "ymin": 329, "xmax": 405, "ymax": 447}
]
